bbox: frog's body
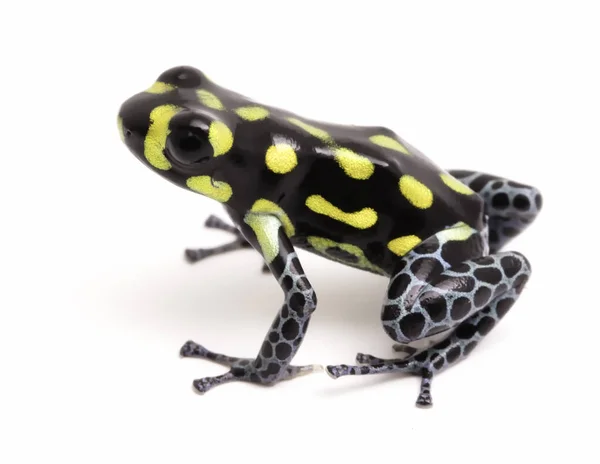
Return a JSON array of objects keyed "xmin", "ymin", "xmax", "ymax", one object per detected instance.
[{"xmin": 118, "ymin": 66, "xmax": 541, "ymax": 406}]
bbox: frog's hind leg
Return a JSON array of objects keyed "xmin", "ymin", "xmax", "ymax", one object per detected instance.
[
  {"xmin": 326, "ymin": 231, "xmax": 531, "ymax": 407},
  {"xmin": 328, "ymin": 283, "xmax": 525, "ymax": 407},
  {"xmin": 447, "ymin": 170, "xmax": 543, "ymax": 253},
  {"xmin": 185, "ymin": 215, "xmax": 269, "ymax": 272}
]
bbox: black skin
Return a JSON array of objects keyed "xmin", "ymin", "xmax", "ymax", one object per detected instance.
[
  {"xmin": 118, "ymin": 67, "xmax": 541, "ymax": 402},
  {"xmin": 119, "ymin": 66, "xmax": 484, "ymax": 276}
]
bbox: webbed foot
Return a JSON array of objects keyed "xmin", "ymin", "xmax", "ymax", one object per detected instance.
[{"xmin": 180, "ymin": 340, "xmax": 322, "ymax": 393}]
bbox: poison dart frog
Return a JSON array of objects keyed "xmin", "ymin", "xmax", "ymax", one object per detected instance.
[{"xmin": 117, "ymin": 66, "xmax": 542, "ymax": 407}]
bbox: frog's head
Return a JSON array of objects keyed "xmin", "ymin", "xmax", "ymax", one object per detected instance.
[{"xmin": 117, "ymin": 66, "xmax": 236, "ymax": 197}]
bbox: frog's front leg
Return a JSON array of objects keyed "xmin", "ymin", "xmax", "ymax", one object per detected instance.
[
  {"xmin": 184, "ymin": 214, "xmax": 270, "ymax": 273},
  {"xmin": 181, "ymin": 212, "xmax": 319, "ymax": 393},
  {"xmin": 184, "ymin": 215, "xmax": 251, "ymax": 263},
  {"xmin": 326, "ymin": 236, "xmax": 531, "ymax": 407}
]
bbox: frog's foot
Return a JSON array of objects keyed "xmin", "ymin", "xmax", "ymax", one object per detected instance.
[
  {"xmin": 184, "ymin": 239, "xmax": 249, "ymax": 263},
  {"xmin": 180, "ymin": 340, "xmax": 322, "ymax": 393},
  {"xmin": 326, "ymin": 358, "xmax": 433, "ymax": 407},
  {"xmin": 185, "ymin": 215, "xmax": 267, "ymax": 273},
  {"xmin": 185, "ymin": 215, "xmax": 250, "ymax": 263}
]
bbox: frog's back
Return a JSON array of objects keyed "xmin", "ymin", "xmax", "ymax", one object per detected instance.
[
  {"xmin": 186, "ymin": 76, "xmax": 485, "ymax": 274},
  {"xmin": 252, "ymin": 111, "xmax": 486, "ymax": 275}
]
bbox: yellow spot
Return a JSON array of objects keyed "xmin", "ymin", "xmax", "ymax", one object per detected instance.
[
  {"xmin": 144, "ymin": 104, "xmax": 181, "ymax": 170},
  {"xmin": 209, "ymin": 121, "xmax": 233, "ymax": 156},
  {"xmin": 305, "ymin": 195, "xmax": 377, "ymax": 229},
  {"xmin": 235, "ymin": 106, "xmax": 270, "ymax": 121},
  {"xmin": 197, "ymin": 89, "xmax": 225, "ymax": 110},
  {"xmin": 369, "ymin": 134, "xmax": 410, "ymax": 154},
  {"xmin": 438, "ymin": 222, "xmax": 475, "ymax": 242},
  {"xmin": 265, "ymin": 144, "xmax": 298, "ymax": 174},
  {"xmin": 186, "ymin": 176, "xmax": 233, "ymax": 203},
  {"xmin": 387, "ymin": 235, "xmax": 422, "ymax": 256},
  {"xmin": 307, "ymin": 236, "xmax": 385, "ymax": 274},
  {"xmin": 145, "ymin": 81, "xmax": 176, "ymax": 94},
  {"xmin": 244, "ymin": 214, "xmax": 281, "ymax": 263},
  {"xmin": 250, "ymin": 199, "xmax": 295, "ymax": 237},
  {"xmin": 117, "ymin": 116, "xmax": 125, "ymax": 142},
  {"xmin": 440, "ymin": 173, "xmax": 474, "ymax": 195},
  {"xmin": 399, "ymin": 175, "xmax": 433, "ymax": 209},
  {"xmin": 287, "ymin": 118, "xmax": 331, "ymax": 142},
  {"xmin": 334, "ymin": 148, "xmax": 375, "ymax": 180}
]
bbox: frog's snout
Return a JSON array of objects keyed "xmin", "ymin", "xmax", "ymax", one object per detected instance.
[{"xmin": 117, "ymin": 94, "xmax": 148, "ymax": 145}]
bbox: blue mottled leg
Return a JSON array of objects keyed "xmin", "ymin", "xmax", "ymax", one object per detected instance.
[
  {"xmin": 327, "ymin": 241, "xmax": 531, "ymax": 406},
  {"xmin": 182, "ymin": 216, "xmax": 320, "ymax": 393},
  {"xmin": 328, "ymin": 282, "xmax": 526, "ymax": 406},
  {"xmin": 448, "ymin": 170, "xmax": 543, "ymax": 253}
]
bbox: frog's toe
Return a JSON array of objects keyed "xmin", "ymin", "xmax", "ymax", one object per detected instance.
[
  {"xmin": 325, "ymin": 364, "xmax": 350, "ymax": 379},
  {"xmin": 184, "ymin": 248, "xmax": 207, "ymax": 263},
  {"xmin": 180, "ymin": 340, "xmax": 207, "ymax": 357},
  {"xmin": 415, "ymin": 370, "xmax": 434, "ymax": 408},
  {"xmin": 355, "ymin": 352, "xmax": 387, "ymax": 365},
  {"xmin": 193, "ymin": 372, "xmax": 237, "ymax": 394},
  {"xmin": 179, "ymin": 340, "xmax": 244, "ymax": 367},
  {"xmin": 184, "ymin": 239, "xmax": 247, "ymax": 264},
  {"xmin": 416, "ymin": 394, "xmax": 433, "ymax": 408}
]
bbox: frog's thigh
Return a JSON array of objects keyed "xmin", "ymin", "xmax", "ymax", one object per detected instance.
[
  {"xmin": 328, "ymin": 280, "xmax": 528, "ymax": 407},
  {"xmin": 382, "ymin": 251, "xmax": 531, "ymax": 344},
  {"xmin": 447, "ymin": 170, "xmax": 543, "ymax": 253}
]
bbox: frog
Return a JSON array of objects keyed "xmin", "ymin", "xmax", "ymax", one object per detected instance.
[{"xmin": 117, "ymin": 66, "xmax": 542, "ymax": 407}]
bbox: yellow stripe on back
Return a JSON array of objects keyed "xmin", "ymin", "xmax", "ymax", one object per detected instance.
[
  {"xmin": 399, "ymin": 175, "xmax": 433, "ymax": 209},
  {"xmin": 306, "ymin": 195, "xmax": 377, "ymax": 229},
  {"xmin": 369, "ymin": 134, "xmax": 410, "ymax": 155},
  {"xmin": 235, "ymin": 106, "xmax": 270, "ymax": 121},
  {"xmin": 144, "ymin": 104, "xmax": 181, "ymax": 170},
  {"xmin": 196, "ymin": 89, "xmax": 225, "ymax": 110},
  {"xmin": 334, "ymin": 148, "xmax": 375, "ymax": 180},
  {"xmin": 440, "ymin": 173, "xmax": 474, "ymax": 195},
  {"xmin": 287, "ymin": 118, "xmax": 332, "ymax": 142},
  {"xmin": 265, "ymin": 144, "xmax": 298, "ymax": 174}
]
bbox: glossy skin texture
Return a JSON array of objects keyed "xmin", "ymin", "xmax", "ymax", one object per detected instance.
[{"xmin": 118, "ymin": 66, "xmax": 542, "ymax": 406}]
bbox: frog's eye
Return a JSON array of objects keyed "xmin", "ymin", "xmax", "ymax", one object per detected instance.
[{"xmin": 166, "ymin": 112, "xmax": 213, "ymax": 165}]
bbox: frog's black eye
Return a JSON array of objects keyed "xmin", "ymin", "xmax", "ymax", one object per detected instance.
[
  {"xmin": 166, "ymin": 127, "xmax": 213, "ymax": 165},
  {"xmin": 166, "ymin": 112, "xmax": 214, "ymax": 165},
  {"xmin": 158, "ymin": 66, "xmax": 204, "ymax": 88}
]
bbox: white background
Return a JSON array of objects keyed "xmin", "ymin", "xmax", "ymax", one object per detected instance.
[{"xmin": 2, "ymin": 1, "xmax": 598, "ymax": 462}]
